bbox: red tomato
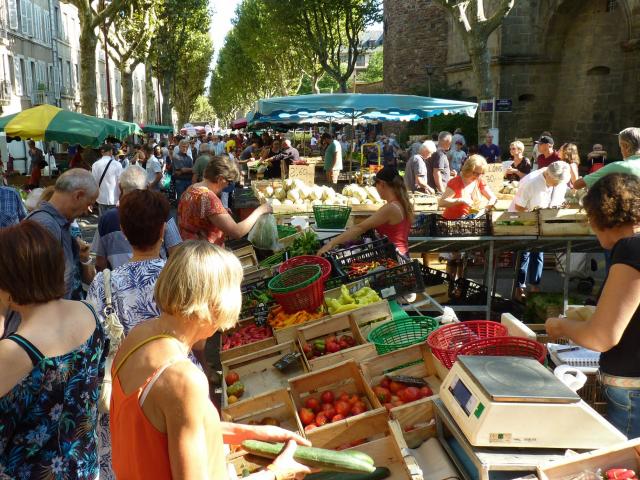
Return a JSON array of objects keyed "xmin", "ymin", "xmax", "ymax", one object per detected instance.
[
  {"xmin": 348, "ymin": 394, "xmax": 360, "ymax": 405},
  {"xmin": 373, "ymin": 386, "xmax": 391, "ymax": 404},
  {"xmin": 354, "ymin": 400, "xmax": 367, "ymax": 411},
  {"xmin": 225, "ymin": 371, "xmax": 240, "ymax": 386},
  {"xmin": 389, "ymin": 381, "xmax": 404, "ymax": 394},
  {"xmin": 321, "ymin": 403, "xmax": 336, "ymax": 419},
  {"xmin": 392, "ymin": 399, "xmax": 404, "ymax": 407},
  {"xmin": 380, "ymin": 377, "xmax": 391, "ymax": 388},
  {"xmin": 304, "ymin": 424, "xmax": 317, "ymax": 432},
  {"xmin": 338, "ymin": 392, "xmax": 350, "ymax": 402},
  {"xmin": 315, "ymin": 412, "xmax": 328, "ymax": 426},
  {"xmin": 404, "ymin": 387, "xmax": 420, "ymax": 402},
  {"xmin": 305, "ymin": 397, "xmax": 321, "ymax": 412},
  {"xmin": 331, "ymin": 413, "xmax": 345, "ymax": 423},
  {"xmin": 351, "ymin": 404, "xmax": 366, "ymax": 415},
  {"xmin": 335, "ymin": 400, "xmax": 351, "ymax": 416},
  {"xmin": 320, "ymin": 391, "xmax": 335, "ymax": 404},
  {"xmin": 299, "ymin": 408, "xmax": 316, "ymax": 426},
  {"xmin": 384, "ymin": 402, "xmax": 393, "ymax": 411},
  {"xmin": 419, "ymin": 386, "xmax": 433, "ymax": 398}
]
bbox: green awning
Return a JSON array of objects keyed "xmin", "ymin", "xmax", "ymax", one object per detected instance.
[{"xmin": 141, "ymin": 124, "xmax": 174, "ymax": 134}]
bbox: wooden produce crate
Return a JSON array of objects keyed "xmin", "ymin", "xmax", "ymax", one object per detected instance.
[
  {"xmin": 221, "ymin": 388, "xmax": 302, "ymax": 434},
  {"xmin": 226, "ymin": 450, "xmax": 269, "ymax": 479},
  {"xmin": 232, "ymin": 244, "xmax": 259, "ymax": 271},
  {"xmin": 221, "ymin": 341, "xmax": 306, "ymax": 408},
  {"xmin": 392, "ymin": 392, "xmax": 437, "ymax": 449},
  {"xmin": 296, "ymin": 312, "xmax": 377, "ymax": 371},
  {"xmin": 491, "ymin": 210, "xmax": 539, "ymax": 236},
  {"xmin": 251, "ymin": 179, "xmax": 283, "ymax": 196},
  {"xmin": 538, "ymin": 438, "xmax": 640, "ymax": 480},
  {"xmin": 308, "ymin": 408, "xmax": 421, "ymax": 480},
  {"xmin": 539, "ymin": 208, "xmax": 593, "ymax": 236},
  {"xmin": 360, "ymin": 343, "xmax": 442, "ymax": 415},
  {"xmin": 288, "ymin": 359, "xmax": 378, "ymax": 441},
  {"xmin": 354, "ymin": 300, "xmax": 393, "ymax": 338},
  {"xmin": 220, "ymin": 319, "xmax": 277, "ymax": 363}
]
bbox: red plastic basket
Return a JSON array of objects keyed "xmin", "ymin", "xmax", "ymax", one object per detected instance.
[
  {"xmin": 426, "ymin": 320, "xmax": 509, "ymax": 369},
  {"xmin": 457, "ymin": 336, "xmax": 547, "ymax": 364},
  {"xmin": 270, "ymin": 267, "xmax": 325, "ymax": 314},
  {"xmin": 279, "ymin": 255, "xmax": 332, "ymax": 281}
]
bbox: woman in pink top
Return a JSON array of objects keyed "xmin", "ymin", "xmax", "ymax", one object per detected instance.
[{"xmin": 318, "ymin": 166, "xmax": 413, "ymax": 256}]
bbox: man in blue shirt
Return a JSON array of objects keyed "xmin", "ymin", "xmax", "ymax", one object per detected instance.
[
  {"xmin": 478, "ymin": 132, "xmax": 501, "ymax": 163},
  {"xmin": 0, "ymin": 186, "xmax": 27, "ymax": 228}
]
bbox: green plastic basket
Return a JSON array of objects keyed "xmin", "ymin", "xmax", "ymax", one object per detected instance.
[
  {"xmin": 313, "ymin": 205, "xmax": 352, "ymax": 229},
  {"xmin": 268, "ymin": 264, "xmax": 321, "ymax": 293},
  {"xmin": 259, "ymin": 251, "xmax": 285, "ymax": 267},
  {"xmin": 368, "ymin": 316, "xmax": 440, "ymax": 355}
]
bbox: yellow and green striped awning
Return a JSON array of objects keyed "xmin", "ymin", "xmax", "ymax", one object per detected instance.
[{"xmin": 0, "ymin": 104, "xmax": 143, "ymax": 147}]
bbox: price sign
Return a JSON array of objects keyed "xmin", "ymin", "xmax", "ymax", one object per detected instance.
[
  {"xmin": 483, "ymin": 163, "xmax": 505, "ymax": 194},
  {"xmin": 253, "ymin": 303, "xmax": 269, "ymax": 327},
  {"xmin": 289, "ymin": 164, "xmax": 315, "ymax": 185}
]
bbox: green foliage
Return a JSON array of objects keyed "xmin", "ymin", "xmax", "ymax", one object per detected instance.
[
  {"xmin": 297, "ymin": 74, "xmax": 341, "ymax": 95},
  {"xmin": 358, "ymin": 49, "xmax": 383, "ymax": 83},
  {"xmin": 190, "ymin": 95, "xmax": 216, "ymax": 123}
]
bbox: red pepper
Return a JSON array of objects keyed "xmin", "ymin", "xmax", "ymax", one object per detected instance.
[{"xmin": 607, "ymin": 469, "xmax": 636, "ymax": 479}]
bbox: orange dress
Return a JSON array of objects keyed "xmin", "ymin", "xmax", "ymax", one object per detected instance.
[{"xmin": 178, "ymin": 185, "xmax": 226, "ymax": 245}]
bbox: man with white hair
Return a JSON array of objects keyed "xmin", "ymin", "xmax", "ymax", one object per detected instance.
[
  {"xmin": 91, "ymin": 165, "xmax": 182, "ymax": 270},
  {"xmin": 404, "ymin": 140, "xmax": 436, "ymax": 193},
  {"xmin": 510, "ymin": 161, "xmax": 571, "ymax": 299},
  {"xmin": 427, "ymin": 131, "xmax": 452, "ymax": 193},
  {"xmin": 28, "ymin": 168, "xmax": 99, "ymax": 299}
]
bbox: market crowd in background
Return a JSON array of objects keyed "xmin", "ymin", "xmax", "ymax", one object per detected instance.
[{"xmin": 0, "ymin": 125, "xmax": 638, "ymax": 477}]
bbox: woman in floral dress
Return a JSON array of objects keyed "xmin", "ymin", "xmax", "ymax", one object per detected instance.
[{"xmin": 0, "ymin": 221, "xmax": 107, "ymax": 479}]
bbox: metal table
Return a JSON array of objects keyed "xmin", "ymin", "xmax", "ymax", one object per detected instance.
[
  {"xmin": 408, "ymin": 236, "xmax": 602, "ymax": 318},
  {"xmin": 433, "ymin": 399, "xmax": 571, "ymax": 480}
]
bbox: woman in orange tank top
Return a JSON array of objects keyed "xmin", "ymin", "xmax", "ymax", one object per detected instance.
[
  {"xmin": 110, "ymin": 241, "xmax": 311, "ymax": 480},
  {"xmin": 317, "ymin": 166, "xmax": 414, "ymax": 256}
]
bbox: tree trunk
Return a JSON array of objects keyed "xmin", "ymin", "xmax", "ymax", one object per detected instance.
[
  {"xmin": 468, "ymin": 37, "xmax": 493, "ymax": 138},
  {"xmin": 160, "ymin": 74, "xmax": 172, "ymax": 126},
  {"xmin": 338, "ymin": 78, "xmax": 348, "ymax": 93},
  {"xmin": 120, "ymin": 66, "xmax": 134, "ymax": 122},
  {"xmin": 311, "ymin": 74, "xmax": 320, "ymax": 94},
  {"xmin": 79, "ymin": 20, "xmax": 98, "ymax": 116},
  {"xmin": 144, "ymin": 61, "xmax": 155, "ymax": 124}
]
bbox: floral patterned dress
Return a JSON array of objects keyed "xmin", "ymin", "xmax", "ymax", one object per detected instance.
[
  {"xmin": 0, "ymin": 302, "xmax": 107, "ymax": 480},
  {"xmin": 177, "ymin": 185, "xmax": 227, "ymax": 246}
]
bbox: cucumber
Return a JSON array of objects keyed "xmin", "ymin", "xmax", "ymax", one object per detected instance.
[
  {"xmin": 343, "ymin": 451, "xmax": 375, "ymax": 466},
  {"xmin": 304, "ymin": 467, "xmax": 391, "ymax": 480},
  {"xmin": 241, "ymin": 440, "xmax": 376, "ymax": 474}
]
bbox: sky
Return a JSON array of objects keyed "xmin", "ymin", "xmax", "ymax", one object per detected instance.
[{"xmin": 209, "ymin": 0, "xmax": 243, "ymax": 65}]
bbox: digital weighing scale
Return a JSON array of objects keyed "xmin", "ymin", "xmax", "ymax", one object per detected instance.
[{"xmin": 439, "ymin": 356, "xmax": 626, "ymax": 450}]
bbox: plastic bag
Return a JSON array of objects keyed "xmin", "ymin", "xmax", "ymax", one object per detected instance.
[
  {"xmin": 248, "ymin": 214, "xmax": 281, "ymax": 251},
  {"xmin": 160, "ymin": 172, "xmax": 172, "ymax": 191}
]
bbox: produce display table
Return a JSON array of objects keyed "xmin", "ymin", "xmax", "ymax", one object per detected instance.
[
  {"xmin": 433, "ymin": 398, "xmax": 570, "ymax": 480},
  {"xmin": 408, "ymin": 235, "xmax": 601, "ymax": 318}
]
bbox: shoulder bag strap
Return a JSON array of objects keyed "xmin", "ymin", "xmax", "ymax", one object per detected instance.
[
  {"xmin": 98, "ymin": 159, "xmax": 114, "ymax": 188},
  {"xmin": 103, "ymin": 269, "xmax": 124, "ymax": 352}
]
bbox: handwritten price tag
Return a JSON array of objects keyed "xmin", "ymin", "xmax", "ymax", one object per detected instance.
[
  {"xmin": 288, "ymin": 164, "xmax": 315, "ymax": 185},
  {"xmin": 483, "ymin": 163, "xmax": 504, "ymax": 194}
]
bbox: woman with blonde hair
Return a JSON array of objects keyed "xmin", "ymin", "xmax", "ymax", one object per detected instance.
[
  {"xmin": 559, "ymin": 143, "xmax": 580, "ymax": 185},
  {"xmin": 439, "ymin": 154, "xmax": 497, "ymax": 220},
  {"xmin": 110, "ymin": 241, "xmax": 311, "ymax": 479},
  {"xmin": 318, "ymin": 166, "xmax": 413, "ymax": 255},
  {"xmin": 505, "ymin": 140, "xmax": 532, "ymax": 181}
]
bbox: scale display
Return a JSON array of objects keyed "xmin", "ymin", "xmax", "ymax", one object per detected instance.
[{"xmin": 450, "ymin": 376, "xmax": 477, "ymax": 417}]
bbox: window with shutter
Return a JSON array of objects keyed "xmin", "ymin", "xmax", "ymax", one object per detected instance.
[
  {"xmin": 27, "ymin": 0, "xmax": 33, "ymax": 37},
  {"xmin": 25, "ymin": 58, "xmax": 32, "ymax": 96},
  {"xmin": 20, "ymin": 0, "xmax": 29, "ymax": 35},
  {"xmin": 36, "ymin": 6, "xmax": 42, "ymax": 41},
  {"xmin": 8, "ymin": 0, "xmax": 18, "ymax": 30},
  {"xmin": 43, "ymin": 10, "xmax": 50, "ymax": 44},
  {"xmin": 13, "ymin": 56, "xmax": 22, "ymax": 95},
  {"xmin": 53, "ymin": 60, "xmax": 60, "ymax": 98}
]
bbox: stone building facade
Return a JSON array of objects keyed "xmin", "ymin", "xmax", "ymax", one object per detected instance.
[{"xmin": 384, "ymin": 0, "xmax": 640, "ymax": 158}]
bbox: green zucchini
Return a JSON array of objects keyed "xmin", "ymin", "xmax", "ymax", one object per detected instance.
[
  {"xmin": 304, "ymin": 467, "xmax": 391, "ymax": 480},
  {"xmin": 241, "ymin": 440, "xmax": 376, "ymax": 474},
  {"xmin": 343, "ymin": 451, "xmax": 375, "ymax": 466}
]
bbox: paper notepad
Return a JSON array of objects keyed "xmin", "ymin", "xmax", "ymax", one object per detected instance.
[{"xmin": 548, "ymin": 343, "xmax": 600, "ymax": 371}]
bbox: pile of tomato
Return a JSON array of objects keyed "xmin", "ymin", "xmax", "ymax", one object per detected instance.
[
  {"xmin": 372, "ymin": 376, "xmax": 433, "ymax": 411},
  {"xmin": 297, "ymin": 390, "xmax": 370, "ymax": 432}
]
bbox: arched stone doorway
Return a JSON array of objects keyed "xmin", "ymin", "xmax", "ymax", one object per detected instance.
[{"xmin": 544, "ymin": 0, "xmax": 629, "ymax": 158}]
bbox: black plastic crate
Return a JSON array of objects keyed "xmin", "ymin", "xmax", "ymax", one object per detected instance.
[
  {"xmin": 240, "ymin": 276, "xmax": 274, "ymax": 319},
  {"xmin": 447, "ymin": 277, "xmax": 488, "ymax": 305},
  {"xmin": 430, "ymin": 214, "xmax": 492, "ymax": 237},
  {"xmin": 327, "ymin": 237, "xmax": 400, "ymax": 278},
  {"xmin": 410, "ymin": 213, "xmax": 432, "ymax": 237},
  {"xmin": 323, "ymin": 274, "xmax": 349, "ymax": 291},
  {"xmin": 421, "ymin": 264, "xmax": 451, "ymax": 287},
  {"xmin": 358, "ymin": 260, "xmax": 426, "ymax": 300}
]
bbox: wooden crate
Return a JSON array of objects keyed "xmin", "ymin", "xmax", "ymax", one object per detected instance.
[
  {"xmin": 539, "ymin": 208, "xmax": 593, "ymax": 236},
  {"xmin": 392, "ymin": 393, "xmax": 437, "ymax": 450},
  {"xmin": 288, "ymin": 359, "xmax": 378, "ymax": 441},
  {"xmin": 538, "ymin": 438, "xmax": 640, "ymax": 480},
  {"xmin": 272, "ymin": 312, "xmax": 330, "ymax": 344},
  {"xmin": 307, "ymin": 408, "xmax": 420, "ymax": 480},
  {"xmin": 251, "ymin": 179, "xmax": 283, "ymax": 196},
  {"xmin": 232, "ymin": 245, "xmax": 259, "ymax": 270},
  {"xmin": 221, "ymin": 388, "xmax": 302, "ymax": 435},
  {"xmin": 353, "ymin": 301, "xmax": 393, "ymax": 338},
  {"xmin": 220, "ymin": 319, "xmax": 277, "ymax": 363},
  {"xmin": 221, "ymin": 341, "xmax": 306, "ymax": 407},
  {"xmin": 492, "ymin": 210, "xmax": 539, "ymax": 236},
  {"xmin": 360, "ymin": 343, "xmax": 442, "ymax": 414},
  {"xmin": 226, "ymin": 450, "xmax": 269, "ymax": 479},
  {"xmin": 296, "ymin": 311, "xmax": 377, "ymax": 371}
]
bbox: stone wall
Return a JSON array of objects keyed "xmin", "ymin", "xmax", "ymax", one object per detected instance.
[{"xmin": 384, "ymin": 0, "xmax": 640, "ymax": 158}]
